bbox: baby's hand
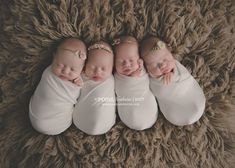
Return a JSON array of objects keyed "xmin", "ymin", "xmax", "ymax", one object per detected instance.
[
  {"xmin": 73, "ymin": 76, "xmax": 83, "ymax": 86},
  {"xmin": 160, "ymin": 59, "xmax": 175, "ymax": 74},
  {"xmin": 130, "ymin": 59, "xmax": 144, "ymax": 77},
  {"xmin": 162, "ymin": 72, "xmax": 173, "ymax": 85},
  {"xmin": 137, "ymin": 58, "xmax": 144, "ymax": 70}
]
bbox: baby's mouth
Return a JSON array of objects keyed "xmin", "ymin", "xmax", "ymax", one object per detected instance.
[
  {"xmin": 123, "ymin": 68, "xmax": 131, "ymax": 74},
  {"xmin": 59, "ymin": 75, "xmax": 68, "ymax": 80},
  {"xmin": 92, "ymin": 76, "xmax": 103, "ymax": 81}
]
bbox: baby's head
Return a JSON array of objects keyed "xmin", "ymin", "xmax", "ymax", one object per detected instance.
[
  {"xmin": 141, "ymin": 36, "xmax": 175, "ymax": 77},
  {"xmin": 113, "ymin": 36, "xmax": 141, "ymax": 76},
  {"xmin": 52, "ymin": 38, "xmax": 87, "ymax": 81},
  {"xmin": 85, "ymin": 41, "xmax": 114, "ymax": 82}
]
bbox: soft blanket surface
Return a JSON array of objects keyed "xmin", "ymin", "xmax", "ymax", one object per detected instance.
[
  {"xmin": 115, "ymin": 72, "xmax": 158, "ymax": 130},
  {"xmin": 150, "ymin": 61, "xmax": 205, "ymax": 126},
  {"xmin": 29, "ymin": 66, "xmax": 81, "ymax": 135},
  {"xmin": 0, "ymin": 0, "xmax": 235, "ymax": 167},
  {"xmin": 73, "ymin": 76, "xmax": 116, "ymax": 135}
]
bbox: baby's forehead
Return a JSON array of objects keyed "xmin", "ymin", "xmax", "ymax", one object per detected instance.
[
  {"xmin": 145, "ymin": 48, "xmax": 172, "ymax": 62},
  {"xmin": 88, "ymin": 48, "xmax": 113, "ymax": 58},
  {"xmin": 56, "ymin": 39, "xmax": 86, "ymax": 58},
  {"xmin": 117, "ymin": 42, "xmax": 138, "ymax": 50},
  {"xmin": 87, "ymin": 50, "xmax": 113, "ymax": 64},
  {"xmin": 115, "ymin": 43, "xmax": 138, "ymax": 56}
]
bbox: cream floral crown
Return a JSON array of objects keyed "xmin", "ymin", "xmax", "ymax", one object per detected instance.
[
  {"xmin": 88, "ymin": 43, "xmax": 113, "ymax": 54},
  {"xmin": 151, "ymin": 40, "xmax": 166, "ymax": 51},
  {"xmin": 60, "ymin": 48, "xmax": 87, "ymax": 60},
  {"xmin": 112, "ymin": 38, "xmax": 136, "ymax": 46}
]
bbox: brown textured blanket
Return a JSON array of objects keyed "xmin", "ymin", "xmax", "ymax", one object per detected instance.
[{"xmin": 0, "ymin": 0, "xmax": 235, "ymax": 167}]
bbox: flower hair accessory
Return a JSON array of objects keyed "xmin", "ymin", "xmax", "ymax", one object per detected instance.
[
  {"xmin": 112, "ymin": 38, "xmax": 137, "ymax": 46},
  {"xmin": 60, "ymin": 48, "xmax": 87, "ymax": 60},
  {"xmin": 74, "ymin": 50, "xmax": 87, "ymax": 60},
  {"xmin": 151, "ymin": 40, "xmax": 166, "ymax": 51},
  {"xmin": 112, "ymin": 38, "xmax": 121, "ymax": 46},
  {"xmin": 88, "ymin": 43, "xmax": 113, "ymax": 54}
]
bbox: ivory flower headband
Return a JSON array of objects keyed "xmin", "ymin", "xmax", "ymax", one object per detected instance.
[
  {"xmin": 142, "ymin": 39, "xmax": 167, "ymax": 57},
  {"xmin": 151, "ymin": 40, "xmax": 166, "ymax": 51}
]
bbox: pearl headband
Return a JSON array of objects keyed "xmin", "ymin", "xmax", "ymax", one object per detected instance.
[{"xmin": 88, "ymin": 43, "xmax": 113, "ymax": 54}]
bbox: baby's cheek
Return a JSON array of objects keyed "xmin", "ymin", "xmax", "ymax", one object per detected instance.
[
  {"xmin": 115, "ymin": 65, "xmax": 122, "ymax": 73},
  {"xmin": 85, "ymin": 69, "xmax": 93, "ymax": 78},
  {"xmin": 52, "ymin": 67, "xmax": 60, "ymax": 76},
  {"xmin": 133, "ymin": 62, "xmax": 139, "ymax": 69}
]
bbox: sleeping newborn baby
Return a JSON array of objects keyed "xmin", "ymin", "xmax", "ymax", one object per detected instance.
[
  {"xmin": 141, "ymin": 36, "xmax": 206, "ymax": 126},
  {"xmin": 113, "ymin": 36, "xmax": 158, "ymax": 130},
  {"xmin": 73, "ymin": 41, "xmax": 116, "ymax": 135},
  {"xmin": 29, "ymin": 38, "xmax": 86, "ymax": 135}
]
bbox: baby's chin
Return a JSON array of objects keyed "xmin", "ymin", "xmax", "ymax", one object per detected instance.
[
  {"xmin": 119, "ymin": 69, "xmax": 135, "ymax": 76},
  {"xmin": 89, "ymin": 74, "xmax": 111, "ymax": 82}
]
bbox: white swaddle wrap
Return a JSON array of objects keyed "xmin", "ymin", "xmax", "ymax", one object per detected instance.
[
  {"xmin": 150, "ymin": 60, "xmax": 206, "ymax": 126},
  {"xmin": 29, "ymin": 66, "xmax": 81, "ymax": 135},
  {"xmin": 114, "ymin": 71, "xmax": 158, "ymax": 130},
  {"xmin": 73, "ymin": 75, "xmax": 116, "ymax": 135}
]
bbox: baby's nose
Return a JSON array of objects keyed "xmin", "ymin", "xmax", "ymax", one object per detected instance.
[
  {"xmin": 62, "ymin": 67, "xmax": 70, "ymax": 74},
  {"xmin": 94, "ymin": 67, "xmax": 102, "ymax": 74},
  {"xmin": 123, "ymin": 60, "xmax": 130, "ymax": 66}
]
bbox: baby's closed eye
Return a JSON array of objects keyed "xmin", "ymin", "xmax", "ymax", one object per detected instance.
[
  {"xmin": 71, "ymin": 67, "xmax": 75, "ymax": 71},
  {"xmin": 57, "ymin": 63, "xmax": 64, "ymax": 68}
]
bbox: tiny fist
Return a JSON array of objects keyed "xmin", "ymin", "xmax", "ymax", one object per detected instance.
[{"xmin": 138, "ymin": 59, "xmax": 144, "ymax": 67}]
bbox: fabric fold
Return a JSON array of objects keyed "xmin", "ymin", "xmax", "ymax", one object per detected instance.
[
  {"xmin": 115, "ymin": 72, "xmax": 158, "ymax": 130},
  {"xmin": 29, "ymin": 66, "xmax": 81, "ymax": 135},
  {"xmin": 150, "ymin": 60, "xmax": 206, "ymax": 126},
  {"xmin": 73, "ymin": 76, "xmax": 116, "ymax": 135}
]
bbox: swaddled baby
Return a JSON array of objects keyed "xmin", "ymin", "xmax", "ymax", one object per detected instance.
[
  {"xmin": 73, "ymin": 41, "xmax": 116, "ymax": 135},
  {"xmin": 141, "ymin": 36, "xmax": 205, "ymax": 126},
  {"xmin": 113, "ymin": 36, "xmax": 158, "ymax": 130},
  {"xmin": 29, "ymin": 38, "xmax": 86, "ymax": 135}
]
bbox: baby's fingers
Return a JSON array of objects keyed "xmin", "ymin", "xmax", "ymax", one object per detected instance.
[
  {"xmin": 137, "ymin": 58, "xmax": 144, "ymax": 69},
  {"xmin": 166, "ymin": 73, "xmax": 172, "ymax": 84},
  {"xmin": 164, "ymin": 73, "xmax": 171, "ymax": 85},
  {"xmin": 163, "ymin": 75, "xmax": 167, "ymax": 85},
  {"xmin": 168, "ymin": 73, "xmax": 172, "ymax": 84},
  {"xmin": 166, "ymin": 74, "xmax": 169, "ymax": 85}
]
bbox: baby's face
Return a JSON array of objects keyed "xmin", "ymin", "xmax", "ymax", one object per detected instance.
[
  {"xmin": 52, "ymin": 49, "xmax": 84, "ymax": 81},
  {"xmin": 115, "ymin": 44, "xmax": 140, "ymax": 76},
  {"xmin": 85, "ymin": 50, "xmax": 113, "ymax": 81},
  {"xmin": 143, "ymin": 48, "xmax": 175, "ymax": 77}
]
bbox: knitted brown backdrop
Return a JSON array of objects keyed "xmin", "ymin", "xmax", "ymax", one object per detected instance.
[{"xmin": 0, "ymin": 0, "xmax": 235, "ymax": 167}]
